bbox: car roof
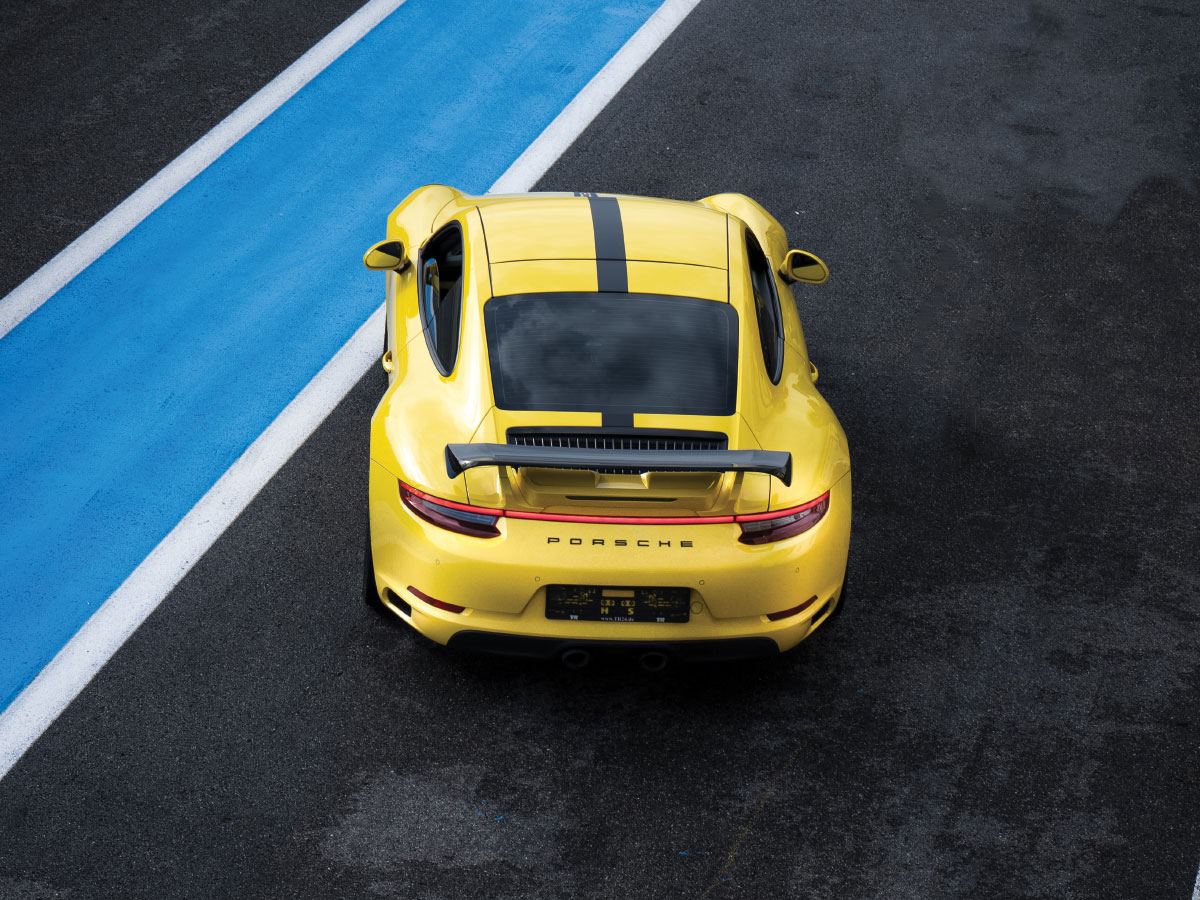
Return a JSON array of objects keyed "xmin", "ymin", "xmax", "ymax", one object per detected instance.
[
  {"xmin": 476, "ymin": 193, "xmax": 729, "ymax": 266},
  {"xmin": 474, "ymin": 193, "xmax": 730, "ymax": 301}
]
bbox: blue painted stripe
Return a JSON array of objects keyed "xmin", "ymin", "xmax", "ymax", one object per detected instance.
[{"xmin": 0, "ymin": 0, "xmax": 660, "ymax": 708}]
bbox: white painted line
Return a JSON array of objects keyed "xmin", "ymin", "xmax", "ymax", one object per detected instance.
[
  {"xmin": 1192, "ymin": 860, "xmax": 1199, "ymax": 900},
  {"xmin": 0, "ymin": 0, "xmax": 701, "ymax": 781},
  {"xmin": 489, "ymin": 0, "xmax": 702, "ymax": 194},
  {"xmin": 0, "ymin": 0, "xmax": 407, "ymax": 341},
  {"xmin": 0, "ymin": 305, "xmax": 384, "ymax": 778}
]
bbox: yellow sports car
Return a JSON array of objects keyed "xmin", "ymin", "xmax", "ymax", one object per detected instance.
[{"xmin": 361, "ymin": 186, "xmax": 849, "ymax": 669}]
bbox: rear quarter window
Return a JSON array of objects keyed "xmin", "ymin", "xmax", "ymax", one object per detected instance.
[
  {"xmin": 745, "ymin": 231, "xmax": 784, "ymax": 383},
  {"xmin": 419, "ymin": 223, "xmax": 465, "ymax": 375}
]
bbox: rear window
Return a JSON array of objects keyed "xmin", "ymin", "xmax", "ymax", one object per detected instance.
[{"xmin": 484, "ymin": 293, "xmax": 738, "ymax": 416}]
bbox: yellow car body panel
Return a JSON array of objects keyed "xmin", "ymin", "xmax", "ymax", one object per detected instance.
[
  {"xmin": 490, "ymin": 259, "xmax": 599, "ymax": 296},
  {"xmin": 476, "ymin": 197, "xmax": 598, "ymax": 262},
  {"xmin": 364, "ymin": 185, "xmax": 851, "ymax": 661}
]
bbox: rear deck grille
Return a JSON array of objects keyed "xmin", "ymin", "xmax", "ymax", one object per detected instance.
[{"xmin": 506, "ymin": 429, "xmax": 727, "ymax": 474}]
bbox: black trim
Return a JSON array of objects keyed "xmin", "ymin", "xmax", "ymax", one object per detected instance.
[
  {"xmin": 444, "ymin": 443, "xmax": 792, "ymax": 484},
  {"xmin": 602, "ymin": 412, "xmax": 634, "ymax": 427},
  {"xmin": 586, "ymin": 196, "xmax": 628, "ymax": 292},
  {"xmin": 505, "ymin": 427, "xmax": 728, "ymax": 476},
  {"xmin": 446, "ymin": 631, "xmax": 779, "ymax": 662},
  {"xmin": 506, "ymin": 426, "xmax": 728, "ymax": 443},
  {"xmin": 382, "ymin": 588, "xmax": 412, "ymax": 617}
]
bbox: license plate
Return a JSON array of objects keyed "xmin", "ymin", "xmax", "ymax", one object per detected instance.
[{"xmin": 545, "ymin": 585, "xmax": 690, "ymax": 623}]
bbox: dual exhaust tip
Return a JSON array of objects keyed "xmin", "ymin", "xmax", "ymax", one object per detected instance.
[{"xmin": 560, "ymin": 648, "xmax": 669, "ymax": 672}]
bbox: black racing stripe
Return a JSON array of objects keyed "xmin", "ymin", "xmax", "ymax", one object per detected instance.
[
  {"xmin": 586, "ymin": 196, "xmax": 628, "ymax": 292},
  {"xmin": 596, "ymin": 258, "xmax": 627, "ymax": 293},
  {"xmin": 602, "ymin": 412, "xmax": 634, "ymax": 427},
  {"xmin": 589, "ymin": 198, "xmax": 630, "ymax": 419}
]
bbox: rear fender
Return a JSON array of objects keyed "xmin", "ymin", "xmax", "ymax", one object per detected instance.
[
  {"xmin": 698, "ymin": 193, "xmax": 789, "ymax": 263},
  {"xmin": 699, "ymin": 192, "xmax": 811, "ymax": 361}
]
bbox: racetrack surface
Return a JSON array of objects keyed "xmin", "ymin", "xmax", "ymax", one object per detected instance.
[{"xmin": 2, "ymin": 1, "xmax": 1199, "ymax": 898}]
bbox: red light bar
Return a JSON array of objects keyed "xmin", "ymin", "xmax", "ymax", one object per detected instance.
[
  {"xmin": 507, "ymin": 510, "xmax": 732, "ymax": 525},
  {"xmin": 399, "ymin": 482, "xmax": 830, "ymax": 527},
  {"xmin": 734, "ymin": 492, "xmax": 830, "ymax": 523},
  {"xmin": 400, "ymin": 483, "xmax": 500, "ymax": 538},
  {"xmin": 738, "ymin": 493, "xmax": 830, "ymax": 545},
  {"xmin": 401, "ymin": 484, "xmax": 498, "ymax": 515}
]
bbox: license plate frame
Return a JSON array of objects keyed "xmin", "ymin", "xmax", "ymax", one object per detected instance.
[{"xmin": 545, "ymin": 585, "xmax": 690, "ymax": 623}]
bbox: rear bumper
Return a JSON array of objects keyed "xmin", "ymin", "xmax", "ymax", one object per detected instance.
[
  {"xmin": 383, "ymin": 585, "xmax": 842, "ymax": 656},
  {"xmin": 368, "ymin": 461, "xmax": 851, "ymax": 654},
  {"xmin": 445, "ymin": 631, "xmax": 780, "ymax": 661}
]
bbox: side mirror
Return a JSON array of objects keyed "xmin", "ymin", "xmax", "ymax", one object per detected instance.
[
  {"xmin": 363, "ymin": 239, "xmax": 408, "ymax": 271},
  {"xmin": 780, "ymin": 249, "xmax": 829, "ymax": 285}
]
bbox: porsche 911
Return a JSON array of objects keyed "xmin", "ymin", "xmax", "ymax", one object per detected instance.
[{"xmin": 361, "ymin": 185, "xmax": 849, "ymax": 668}]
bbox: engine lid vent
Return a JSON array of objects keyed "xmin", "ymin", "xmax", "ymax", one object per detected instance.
[
  {"xmin": 507, "ymin": 427, "xmax": 727, "ymax": 454},
  {"xmin": 507, "ymin": 428, "xmax": 727, "ymax": 473}
]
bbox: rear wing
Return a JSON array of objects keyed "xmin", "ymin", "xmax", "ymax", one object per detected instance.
[{"xmin": 445, "ymin": 443, "xmax": 792, "ymax": 486}]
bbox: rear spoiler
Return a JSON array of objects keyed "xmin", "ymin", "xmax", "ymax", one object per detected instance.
[{"xmin": 445, "ymin": 443, "xmax": 792, "ymax": 486}]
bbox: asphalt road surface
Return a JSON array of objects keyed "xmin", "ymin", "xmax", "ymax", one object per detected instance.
[{"xmin": 2, "ymin": 1, "xmax": 1199, "ymax": 898}]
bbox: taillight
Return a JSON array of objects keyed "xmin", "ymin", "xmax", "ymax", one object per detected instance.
[
  {"xmin": 400, "ymin": 482, "xmax": 500, "ymax": 538},
  {"xmin": 737, "ymin": 492, "xmax": 829, "ymax": 545},
  {"xmin": 398, "ymin": 480, "xmax": 830, "ymax": 541}
]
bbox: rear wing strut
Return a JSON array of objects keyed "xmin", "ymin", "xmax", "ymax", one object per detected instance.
[{"xmin": 445, "ymin": 443, "xmax": 792, "ymax": 486}]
